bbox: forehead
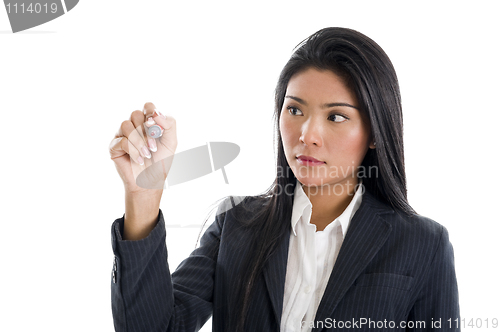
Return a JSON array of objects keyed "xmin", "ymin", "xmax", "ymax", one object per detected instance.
[{"xmin": 286, "ymin": 67, "xmax": 358, "ymax": 107}]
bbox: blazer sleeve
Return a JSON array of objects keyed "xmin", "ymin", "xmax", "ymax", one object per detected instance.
[
  {"xmin": 407, "ymin": 225, "xmax": 460, "ymax": 331},
  {"xmin": 110, "ymin": 208, "xmax": 224, "ymax": 332}
]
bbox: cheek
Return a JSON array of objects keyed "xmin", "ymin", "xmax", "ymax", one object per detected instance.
[
  {"xmin": 334, "ymin": 125, "xmax": 370, "ymax": 159},
  {"xmin": 279, "ymin": 116, "xmax": 296, "ymax": 147}
]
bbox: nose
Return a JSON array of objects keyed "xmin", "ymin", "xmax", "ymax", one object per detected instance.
[{"xmin": 299, "ymin": 118, "xmax": 323, "ymax": 147}]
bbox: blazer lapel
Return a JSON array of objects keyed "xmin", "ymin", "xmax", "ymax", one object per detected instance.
[
  {"xmin": 263, "ymin": 221, "xmax": 291, "ymax": 327},
  {"xmin": 313, "ymin": 190, "xmax": 394, "ymax": 329}
]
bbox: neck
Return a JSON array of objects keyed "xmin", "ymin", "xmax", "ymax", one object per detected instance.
[{"xmin": 302, "ymin": 177, "xmax": 359, "ymax": 230}]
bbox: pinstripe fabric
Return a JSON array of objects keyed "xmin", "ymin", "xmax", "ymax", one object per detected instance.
[{"xmin": 111, "ymin": 191, "xmax": 460, "ymax": 332}]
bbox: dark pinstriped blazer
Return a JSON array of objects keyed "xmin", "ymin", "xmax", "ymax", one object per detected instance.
[{"xmin": 111, "ymin": 190, "xmax": 460, "ymax": 331}]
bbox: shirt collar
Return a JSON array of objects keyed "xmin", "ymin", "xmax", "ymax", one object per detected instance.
[{"xmin": 290, "ymin": 179, "xmax": 363, "ymax": 237}]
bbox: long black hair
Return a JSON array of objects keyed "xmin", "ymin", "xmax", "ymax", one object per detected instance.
[{"xmin": 208, "ymin": 27, "xmax": 416, "ymax": 331}]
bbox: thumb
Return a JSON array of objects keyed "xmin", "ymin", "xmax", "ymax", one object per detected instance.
[{"xmin": 152, "ymin": 110, "xmax": 177, "ymax": 153}]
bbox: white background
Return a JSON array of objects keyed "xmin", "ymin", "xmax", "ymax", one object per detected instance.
[{"xmin": 1, "ymin": 1, "xmax": 499, "ymax": 331}]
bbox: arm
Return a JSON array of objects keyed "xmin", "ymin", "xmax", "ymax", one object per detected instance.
[
  {"xmin": 407, "ymin": 226, "xmax": 460, "ymax": 331},
  {"xmin": 111, "ymin": 207, "xmax": 224, "ymax": 332}
]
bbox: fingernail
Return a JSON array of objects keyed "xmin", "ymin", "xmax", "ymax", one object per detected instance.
[
  {"xmin": 137, "ymin": 156, "xmax": 144, "ymax": 165},
  {"xmin": 147, "ymin": 117, "xmax": 155, "ymax": 126},
  {"xmin": 141, "ymin": 146, "xmax": 151, "ymax": 159},
  {"xmin": 148, "ymin": 138, "xmax": 157, "ymax": 152},
  {"xmin": 154, "ymin": 109, "xmax": 166, "ymax": 119}
]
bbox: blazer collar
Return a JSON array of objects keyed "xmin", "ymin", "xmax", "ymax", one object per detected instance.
[
  {"xmin": 262, "ymin": 214, "xmax": 291, "ymax": 327},
  {"xmin": 313, "ymin": 189, "xmax": 394, "ymax": 330},
  {"xmin": 262, "ymin": 188, "xmax": 395, "ymax": 328}
]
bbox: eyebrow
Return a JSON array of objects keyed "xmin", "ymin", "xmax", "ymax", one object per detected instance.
[{"xmin": 285, "ymin": 95, "xmax": 359, "ymax": 110}]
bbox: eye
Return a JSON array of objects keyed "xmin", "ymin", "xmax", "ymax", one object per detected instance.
[
  {"xmin": 287, "ymin": 106, "xmax": 303, "ymax": 116},
  {"xmin": 328, "ymin": 113, "xmax": 349, "ymax": 123}
]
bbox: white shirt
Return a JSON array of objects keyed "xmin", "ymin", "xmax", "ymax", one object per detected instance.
[{"xmin": 280, "ymin": 180, "xmax": 363, "ymax": 332}]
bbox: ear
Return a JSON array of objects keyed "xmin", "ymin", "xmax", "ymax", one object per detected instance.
[{"xmin": 369, "ymin": 141, "xmax": 376, "ymax": 149}]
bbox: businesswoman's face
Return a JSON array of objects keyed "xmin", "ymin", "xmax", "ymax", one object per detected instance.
[{"xmin": 279, "ymin": 67, "xmax": 375, "ymax": 190}]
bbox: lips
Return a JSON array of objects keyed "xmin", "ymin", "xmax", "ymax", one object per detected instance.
[{"xmin": 297, "ymin": 155, "xmax": 325, "ymax": 163}]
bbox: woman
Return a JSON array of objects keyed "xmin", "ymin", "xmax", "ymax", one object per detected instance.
[{"xmin": 109, "ymin": 27, "xmax": 459, "ymax": 331}]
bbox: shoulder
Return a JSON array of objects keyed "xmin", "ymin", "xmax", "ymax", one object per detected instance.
[
  {"xmin": 363, "ymin": 190, "xmax": 451, "ymax": 257},
  {"xmin": 364, "ymin": 190, "xmax": 446, "ymax": 242},
  {"xmin": 364, "ymin": 194, "xmax": 456, "ymax": 280},
  {"xmin": 385, "ymin": 209, "xmax": 455, "ymax": 271},
  {"xmin": 388, "ymin": 210, "xmax": 457, "ymax": 297},
  {"xmin": 393, "ymin": 211, "xmax": 446, "ymax": 241}
]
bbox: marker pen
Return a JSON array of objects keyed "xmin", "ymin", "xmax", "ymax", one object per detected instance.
[
  {"xmin": 146, "ymin": 109, "xmax": 164, "ymax": 138},
  {"xmin": 147, "ymin": 124, "xmax": 164, "ymax": 138}
]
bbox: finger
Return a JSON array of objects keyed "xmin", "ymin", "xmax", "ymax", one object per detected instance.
[
  {"xmin": 109, "ymin": 137, "xmax": 127, "ymax": 159},
  {"xmin": 120, "ymin": 119, "xmax": 152, "ymax": 161},
  {"xmin": 143, "ymin": 102, "xmax": 157, "ymax": 129},
  {"xmin": 143, "ymin": 102, "xmax": 162, "ymax": 152},
  {"xmin": 144, "ymin": 115, "xmax": 156, "ymax": 129},
  {"xmin": 143, "ymin": 102, "xmax": 157, "ymax": 118},
  {"xmin": 130, "ymin": 109, "xmax": 147, "ymax": 140},
  {"xmin": 130, "ymin": 110, "xmax": 155, "ymax": 159},
  {"xmin": 109, "ymin": 136, "xmax": 156, "ymax": 191},
  {"xmin": 142, "ymin": 110, "xmax": 158, "ymax": 151},
  {"xmin": 151, "ymin": 111, "xmax": 177, "ymax": 153},
  {"xmin": 109, "ymin": 136, "xmax": 144, "ymax": 166}
]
